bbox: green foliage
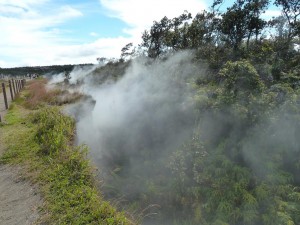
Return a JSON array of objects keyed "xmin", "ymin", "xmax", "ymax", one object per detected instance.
[
  {"xmin": 34, "ymin": 107, "xmax": 74, "ymax": 155},
  {"xmin": 100, "ymin": 57, "xmax": 300, "ymax": 224},
  {"xmin": 104, "ymin": 1, "xmax": 300, "ymax": 224},
  {"xmin": 219, "ymin": 60, "xmax": 265, "ymax": 99}
]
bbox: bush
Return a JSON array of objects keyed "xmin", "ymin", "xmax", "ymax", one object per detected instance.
[
  {"xmin": 34, "ymin": 107, "xmax": 74, "ymax": 155},
  {"xmin": 219, "ymin": 60, "xmax": 265, "ymax": 101}
]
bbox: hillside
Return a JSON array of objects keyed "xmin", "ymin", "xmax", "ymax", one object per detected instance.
[{"xmin": 62, "ymin": 1, "xmax": 300, "ymax": 224}]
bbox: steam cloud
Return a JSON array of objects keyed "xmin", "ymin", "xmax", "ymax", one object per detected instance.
[
  {"xmin": 50, "ymin": 51, "xmax": 300, "ymax": 224},
  {"xmin": 77, "ymin": 52, "xmax": 198, "ymax": 158},
  {"xmin": 61, "ymin": 52, "xmax": 202, "ymax": 220}
]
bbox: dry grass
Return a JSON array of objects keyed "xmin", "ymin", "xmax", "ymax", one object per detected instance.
[
  {"xmin": 23, "ymin": 78, "xmax": 84, "ymax": 109},
  {"xmin": 54, "ymin": 90, "xmax": 84, "ymax": 105},
  {"xmin": 23, "ymin": 79, "xmax": 56, "ymax": 109}
]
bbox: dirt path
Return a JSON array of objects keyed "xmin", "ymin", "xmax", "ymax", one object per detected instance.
[
  {"xmin": 0, "ymin": 112, "xmax": 42, "ymax": 225},
  {"xmin": 0, "ymin": 165, "xmax": 42, "ymax": 225}
]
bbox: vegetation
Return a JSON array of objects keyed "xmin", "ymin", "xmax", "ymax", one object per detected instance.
[
  {"xmin": 1, "ymin": 0, "xmax": 299, "ymax": 224},
  {"xmin": 91, "ymin": 1, "xmax": 300, "ymax": 224},
  {"xmin": 0, "ymin": 80, "xmax": 133, "ymax": 225}
]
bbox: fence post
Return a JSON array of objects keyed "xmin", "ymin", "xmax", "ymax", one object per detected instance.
[
  {"xmin": 12, "ymin": 79, "xmax": 16, "ymax": 96},
  {"xmin": 2, "ymin": 83, "xmax": 8, "ymax": 110},
  {"xmin": 9, "ymin": 80, "xmax": 14, "ymax": 100},
  {"xmin": 17, "ymin": 80, "xmax": 20, "ymax": 92},
  {"xmin": 15, "ymin": 80, "xmax": 18, "ymax": 93}
]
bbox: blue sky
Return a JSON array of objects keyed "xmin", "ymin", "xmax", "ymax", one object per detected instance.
[{"xmin": 0, "ymin": 0, "xmax": 281, "ymax": 68}]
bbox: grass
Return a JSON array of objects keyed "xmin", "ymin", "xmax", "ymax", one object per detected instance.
[
  {"xmin": 23, "ymin": 79, "xmax": 59, "ymax": 109},
  {"xmin": 23, "ymin": 79, "xmax": 84, "ymax": 109},
  {"xmin": 0, "ymin": 79, "xmax": 134, "ymax": 225}
]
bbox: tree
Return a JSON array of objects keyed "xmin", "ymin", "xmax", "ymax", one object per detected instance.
[
  {"xmin": 140, "ymin": 11, "xmax": 192, "ymax": 58},
  {"xmin": 165, "ymin": 11, "xmax": 192, "ymax": 50},
  {"xmin": 120, "ymin": 43, "xmax": 134, "ymax": 61},
  {"xmin": 186, "ymin": 10, "xmax": 220, "ymax": 48},
  {"xmin": 275, "ymin": 0, "xmax": 300, "ymax": 40},
  {"xmin": 140, "ymin": 16, "xmax": 172, "ymax": 58},
  {"xmin": 219, "ymin": 60, "xmax": 265, "ymax": 102},
  {"xmin": 96, "ymin": 57, "xmax": 108, "ymax": 64},
  {"xmin": 214, "ymin": 0, "xmax": 269, "ymax": 50},
  {"xmin": 64, "ymin": 71, "xmax": 71, "ymax": 84},
  {"xmin": 244, "ymin": 0, "xmax": 269, "ymax": 47}
]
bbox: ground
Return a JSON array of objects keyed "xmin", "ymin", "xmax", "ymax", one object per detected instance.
[{"xmin": 0, "ymin": 91, "xmax": 42, "ymax": 225}]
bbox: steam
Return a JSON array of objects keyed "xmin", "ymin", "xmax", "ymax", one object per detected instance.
[
  {"xmin": 76, "ymin": 51, "xmax": 199, "ymax": 168},
  {"xmin": 48, "ymin": 64, "xmax": 98, "ymax": 85},
  {"xmin": 49, "ymin": 50, "xmax": 300, "ymax": 224},
  {"xmin": 59, "ymin": 52, "xmax": 202, "ymax": 223}
]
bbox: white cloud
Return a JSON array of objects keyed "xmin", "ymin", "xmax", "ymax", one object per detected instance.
[
  {"xmin": 0, "ymin": 1, "xmax": 85, "ymax": 67},
  {"xmin": 101, "ymin": 0, "xmax": 206, "ymax": 27},
  {"xmin": 0, "ymin": 0, "xmax": 49, "ymax": 9},
  {"xmin": 1, "ymin": 35, "xmax": 130, "ymax": 67},
  {"xmin": 100, "ymin": 0, "xmax": 207, "ymax": 40},
  {"xmin": 0, "ymin": 0, "xmax": 207, "ymax": 68},
  {"xmin": 0, "ymin": 0, "xmax": 134, "ymax": 68}
]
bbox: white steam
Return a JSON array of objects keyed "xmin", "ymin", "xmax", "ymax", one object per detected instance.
[{"xmin": 75, "ymin": 52, "xmax": 199, "ymax": 164}]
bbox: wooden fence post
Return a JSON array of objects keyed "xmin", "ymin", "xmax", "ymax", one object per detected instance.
[
  {"xmin": 16, "ymin": 80, "xmax": 18, "ymax": 93},
  {"xmin": 15, "ymin": 80, "xmax": 18, "ymax": 93},
  {"xmin": 12, "ymin": 79, "xmax": 16, "ymax": 96},
  {"xmin": 9, "ymin": 80, "xmax": 14, "ymax": 100},
  {"xmin": 17, "ymin": 80, "xmax": 20, "ymax": 92},
  {"xmin": 2, "ymin": 83, "xmax": 8, "ymax": 110}
]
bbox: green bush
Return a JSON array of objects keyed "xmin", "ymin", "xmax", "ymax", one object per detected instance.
[
  {"xmin": 219, "ymin": 60, "xmax": 265, "ymax": 101},
  {"xmin": 34, "ymin": 107, "xmax": 74, "ymax": 155}
]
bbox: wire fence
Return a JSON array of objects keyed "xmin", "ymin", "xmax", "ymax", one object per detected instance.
[{"xmin": 0, "ymin": 79, "xmax": 26, "ymax": 122}]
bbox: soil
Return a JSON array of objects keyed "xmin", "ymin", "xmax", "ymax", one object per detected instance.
[{"xmin": 0, "ymin": 165, "xmax": 42, "ymax": 225}]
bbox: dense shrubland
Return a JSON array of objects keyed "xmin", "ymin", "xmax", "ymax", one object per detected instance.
[{"xmin": 87, "ymin": 1, "xmax": 300, "ymax": 224}]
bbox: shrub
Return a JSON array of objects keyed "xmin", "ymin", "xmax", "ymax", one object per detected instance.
[
  {"xmin": 34, "ymin": 107, "xmax": 74, "ymax": 155},
  {"xmin": 219, "ymin": 60, "xmax": 265, "ymax": 101}
]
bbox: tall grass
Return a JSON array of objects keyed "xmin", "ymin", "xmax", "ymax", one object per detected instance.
[
  {"xmin": 24, "ymin": 79, "xmax": 84, "ymax": 109},
  {"xmin": 23, "ymin": 79, "xmax": 59, "ymax": 109}
]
